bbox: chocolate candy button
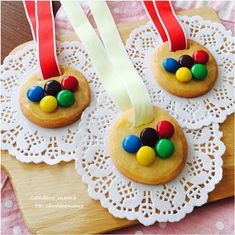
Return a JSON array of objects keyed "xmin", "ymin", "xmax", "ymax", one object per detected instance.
[
  {"xmin": 122, "ymin": 135, "xmax": 141, "ymax": 153},
  {"xmin": 191, "ymin": 64, "xmax": 208, "ymax": 80},
  {"xmin": 192, "ymin": 50, "xmax": 209, "ymax": 64},
  {"xmin": 61, "ymin": 76, "xmax": 79, "ymax": 92},
  {"xmin": 136, "ymin": 146, "xmax": 156, "ymax": 166},
  {"xmin": 163, "ymin": 58, "xmax": 180, "ymax": 73},
  {"xmin": 175, "ymin": 67, "xmax": 192, "ymax": 82},
  {"xmin": 27, "ymin": 86, "xmax": 44, "ymax": 102},
  {"xmin": 140, "ymin": 128, "xmax": 159, "ymax": 147},
  {"xmin": 178, "ymin": 55, "xmax": 195, "ymax": 69},
  {"xmin": 44, "ymin": 80, "xmax": 61, "ymax": 96},
  {"xmin": 57, "ymin": 90, "xmax": 75, "ymax": 107},
  {"xmin": 39, "ymin": 96, "xmax": 58, "ymax": 113},
  {"xmin": 157, "ymin": 120, "xmax": 174, "ymax": 138},
  {"xmin": 155, "ymin": 139, "xmax": 174, "ymax": 159}
]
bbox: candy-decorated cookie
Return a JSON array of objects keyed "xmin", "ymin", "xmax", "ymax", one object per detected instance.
[
  {"xmin": 152, "ymin": 40, "xmax": 218, "ymax": 98},
  {"xmin": 20, "ymin": 66, "xmax": 90, "ymax": 128},
  {"xmin": 108, "ymin": 106, "xmax": 187, "ymax": 185}
]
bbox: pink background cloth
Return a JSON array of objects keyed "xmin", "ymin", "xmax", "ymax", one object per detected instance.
[{"xmin": 1, "ymin": 1, "xmax": 234, "ymax": 234}]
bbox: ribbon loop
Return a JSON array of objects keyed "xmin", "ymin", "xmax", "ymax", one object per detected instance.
[
  {"xmin": 61, "ymin": 1, "xmax": 153, "ymax": 127},
  {"xmin": 23, "ymin": 1, "xmax": 36, "ymax": 41},
  {"xmin": 89, "ymin": 1, "xmax": 153, "ymax": 126},
  {"xmin": 142, "ymin": 1, "xmax": 167, "ymax": 42},
  {"xmin": 60, "ymin": 1, "xmax": 131, "ymax": 113},
  {"xmin": 143, "ymin": 1, "xmax": 187, "ymax": 51},
  {"xmin": 24, "ymin": 0, "xmax": 60, "ymax": 79}
]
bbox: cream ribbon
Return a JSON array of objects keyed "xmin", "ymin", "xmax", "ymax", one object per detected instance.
[
  {"xmin": 60, "ymin": 1, "xmax": 130, "ymax": 113},
  {"xmin": 61, "ymin": 0, "xmax": 153, "ymax": 126}
]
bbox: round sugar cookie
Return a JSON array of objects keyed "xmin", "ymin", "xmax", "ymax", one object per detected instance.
[
  {"xmin": 108, "ymin": 106, "xmax": 187, "ymax": 185},
  {"xmin": 19, "ymin": 66, "xmax": 90, "ymax": 128},
  {"xmin": 152, "ymin": 40, "xmax": 218, "ymax": 98}
]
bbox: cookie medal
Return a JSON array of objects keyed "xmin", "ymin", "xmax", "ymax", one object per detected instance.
[
  {"xmin": 144, "ymin": 1, "xmax": 218, "ymax": 98},
  {"xmin": 20, "ymin": 1, "xmax": 90, "ymax": 128},
  {"xmin": 62, "ymin": 1, "xmax": 188, "ymax": 185}
]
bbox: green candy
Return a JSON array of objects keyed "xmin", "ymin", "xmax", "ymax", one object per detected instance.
[
  {"xmin": 155, "ymin": 139, "xmax": 174, "ymax": 159},
  {"xmin": 57, "ymin": 90, "xmax": 75, "ymax": 107},
  {"xmin": 191, "ymin": 64, "xmax": 208, "ymax": 80}
]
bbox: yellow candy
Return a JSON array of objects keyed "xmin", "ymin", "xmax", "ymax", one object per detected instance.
[
  {"xmin": 136, "ymin": 146, "xmax": 156, "ymax": 166},
  {"xmin": 39, "ymin": 96, "xmax": 58, "ymax": 113},
  {"xmin": 175, "ymin": 67, "xmax": 192, "ymax": 82}
]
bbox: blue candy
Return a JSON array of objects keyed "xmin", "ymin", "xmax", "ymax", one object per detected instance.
[
  {"xmin": 27, "ymin": 86, "xmax": 45, "ymax": 102},
  {"xmin": 163, "ymin": 58, "xmax": 180, "ymax": 73},
  {"xmin": 122, "ymin": 135, "xmax": 141, "ymax": 153}
]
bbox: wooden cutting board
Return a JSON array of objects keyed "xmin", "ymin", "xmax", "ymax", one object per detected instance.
[{"xmin": 1, "ymin": 7, "xmax": 234, "ymax": 234}]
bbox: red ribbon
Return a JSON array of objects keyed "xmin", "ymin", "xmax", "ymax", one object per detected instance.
[
  {"xmin": 143, "ymin": 1, "xmax": 187, "ymax": 51},
  {"xmin": 23, "ymin": 1, "xmax": 60, "ymax": 80},
  {"xmin": 143, "ymin": 1, "xmax": 168, "ymax": 42}
]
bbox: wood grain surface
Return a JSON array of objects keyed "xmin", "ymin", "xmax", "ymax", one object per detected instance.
[{"xmin": 1, "ymin": 5, "xmax": 234, "ymax": 234}]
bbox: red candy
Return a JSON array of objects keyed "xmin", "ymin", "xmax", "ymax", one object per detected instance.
[
  {"xmin": 192, "ymin": 50, "xmax": 209, "ymax": 64},
  {"xmin": 156, "ymin": 120, "xmax": 174, "ymax": 138},
  {"xmin": 61, "ymin": 76, "xmax": 79, "ymax": 92}
]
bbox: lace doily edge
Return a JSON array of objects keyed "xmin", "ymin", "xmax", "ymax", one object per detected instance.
[
  {"xmin": 1, "ymin": 40, "xmax": 84, "ymax": 68},
  {"xmin": 125, "ymin": 15, "xmax": 234, "ymax": 48},
  {"xmin": 1, "ymin": 146, "xmax": 76, "ymax": 165},
  {"xmin": 1, "ymin": 40, "xmax": 91, "ymax": 165},
  {"xmin": 75, "ymin": 123, "xmax": 226, "ymax": 226},
  {"xmin": 76, "ymin": 164, "xmax": 224, "ymax": 225}
]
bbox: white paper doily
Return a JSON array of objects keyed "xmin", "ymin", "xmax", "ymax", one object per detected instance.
[
  {"xmin": 76, "ymin": 92, "xmax": 225, "ymax": 225},
  {"xmin": 75, "ymin": 16, "xmax": 229, "ymax": 225},
  {"xmin": 1, "ymin": 41, "xmax": 105, "ymax": 165},
  {"xmin": 126, "ymin": 15, "xmax": 234, "ymax": 129}
]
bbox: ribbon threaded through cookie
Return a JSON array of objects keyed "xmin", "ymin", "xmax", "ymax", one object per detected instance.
[
  {"xmin": 59, "ymin": 1, "xmax": 131, "ymax": 113},
  {"xmin": 23, "ymin": 0, "xmax": 61, "ymax": 80},
  {"xmin": 143, "ymin": 0, "xmax": 187, "ymax": 51},
  {"xmin": 61, "ymin": 1, "xmax": 153, "ymax": 127}
]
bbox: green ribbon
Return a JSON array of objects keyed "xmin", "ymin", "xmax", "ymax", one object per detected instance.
[{"xmin": 61, "ymin": 0, "xmax": 153, "ymax": 126}]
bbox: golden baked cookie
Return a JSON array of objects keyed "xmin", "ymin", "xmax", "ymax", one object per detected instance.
[
  {"xmin": 151, "ymin": 39, "xmax": 218, "ymax": 98},
  {"xmin": 108, "ymin": 106, "xmax": 187, "ymax": 185},
  {"xmin": 19, "ymin": 66, "xmax": 90, "ymax": 128}
]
